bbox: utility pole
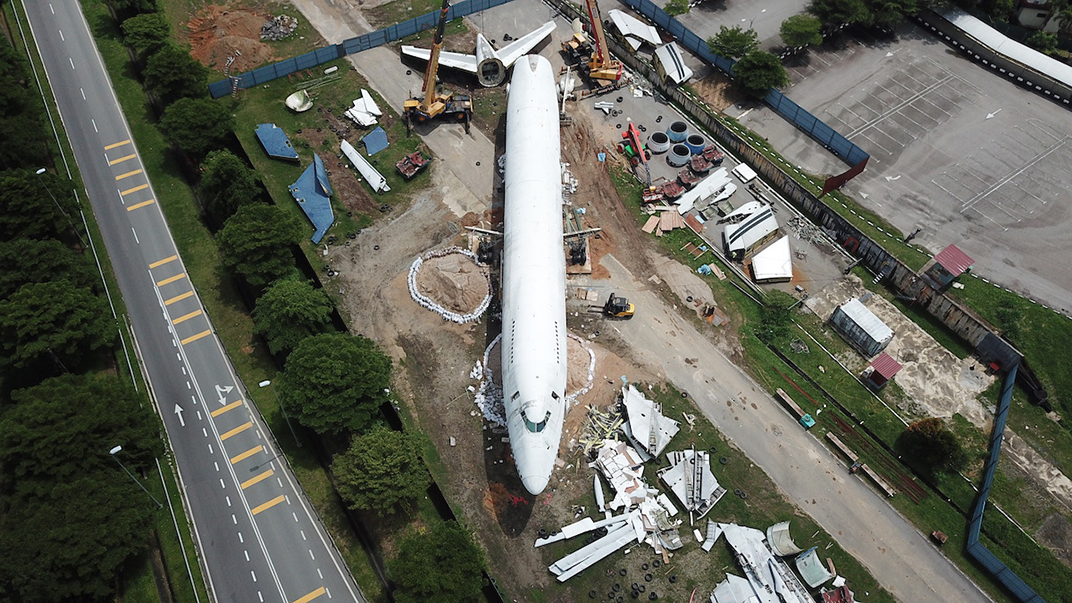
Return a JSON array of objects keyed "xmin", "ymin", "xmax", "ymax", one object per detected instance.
[{"xmin": 109, "ymin": 445, "xmax": 164, "ymax": 509}]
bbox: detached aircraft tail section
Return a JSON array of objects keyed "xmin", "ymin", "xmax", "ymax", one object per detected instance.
[{"xmin": 401, "ymin": 20, "xmax": 556, "ymax": 87}]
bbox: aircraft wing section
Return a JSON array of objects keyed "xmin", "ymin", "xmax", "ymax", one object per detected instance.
[
  {"xmin": 496, "ymin": 21, "xmax": 556, "ymax": 68},
  {"xmin": 400, "ymin": 45, "xmax": 478, "ymax": 73}
]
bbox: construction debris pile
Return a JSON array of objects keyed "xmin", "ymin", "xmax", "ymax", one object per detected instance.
[
  {"xmin": 658, "ymin": 447, "xmax": 726, "ymax": 519},
  {"xmin": 408, "ymin": 247, "xmax": 491, "ymax": 323},
  {"xmin": 787, "ymin": 215, "xmax": 824, "ymax": 245},
  {"xmin": 620, "ymin": 384, "xmax": 679, "ymax": 460},
  {"xmin": 260, "ymin": 14, "xmax": 298, "ymax": 41},
  {"xmin": 707, "ymin": 522, "xmax": 818, "ymax": 603}
]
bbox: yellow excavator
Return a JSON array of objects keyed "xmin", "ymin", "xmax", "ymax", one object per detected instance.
[{"xmin": 403, "ymin": 0, "xmax": 472, "ymax": 129}]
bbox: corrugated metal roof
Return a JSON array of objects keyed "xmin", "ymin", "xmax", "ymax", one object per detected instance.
[
  {"xmin": 934, "ymin": 244, "xmax": 974, "ymax": 276},
  {"xmin": 837, "ymin": 298, "xmax": 893, "ymax": 343},
  {"xmin": 944, "ymin": 8, "xmax": 1072, "ymax": 88},
  {"xmin": 869, "ymin": 352, "xmax": 902, "ymax": 378}
]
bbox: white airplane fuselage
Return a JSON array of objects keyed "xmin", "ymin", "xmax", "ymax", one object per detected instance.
[{"xmin": 501, "ymin": 55, "xmax": 567, "ymax": 496}]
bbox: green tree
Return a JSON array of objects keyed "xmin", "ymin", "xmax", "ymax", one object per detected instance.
[
  {"xmin": 981, "ymin": 0, "xmax": 1015, "ymax": 22},
  {"xmin": 757, "ymin": 289, "xmax": 796, "ymax": 342},
  {"xmin": 199, "ymin": 149, "xmax": 264, "ymax": 221},
  {"xmin": 280, "ymin": 333, "xmax": 392, "ymax": 435},
  {"xmin": 390, "ymin": 521, "xmax": 486, "ymax": 603},
  {"xmin": 0, "ymin": 280, "xmax": 116, "ymax": 371},
  {"xmin": 0, "ymin": 43, "xmax": 50, "ymax": 170},
  {"xmin": 332, "ymin": 427, "xmax": 430, "ymax": 515},
  {"xmin": 732, "ymin": 50, "xmax": 790, "ymax": 97},
  {"xmin": 0, "ymin": 471, "xmax": 157, "ymax": 601},
  {"xmin": 866, "ymin": 0, "xmax": 919, "ymax": 29},
  {"xmin": 1, "ymin": 373, "xmax": 162, "ymax": 488},
  {"xmin": 112, "ymin": 0, "xmax": 159, "ymax": 17},
  {"xmin": 780, "ymin": 14, "xmax": 824, "ymax": 47},
  {"xmin": 0, "ymin": 170, "xmax": 81, "ymax": 242},
  {"xmin": 159, "ymin": 97, "xmax": 235, "ymax": 160},
  {"xmin": 707, "ymin": 25, "xmax": 759, "ymax": 59},
  {"xmin": 664, "ymin": 0, "xmax": 690, "ymax": 16},
  {"xmin": 1027, "ymin": 31, "xmax": 1059, "ymax": 55},
  {"xmin": 121, "ymin": 12, "xmax": 171, "ymax": 57},
  {"xmin": 897, "ymin": 417, "xmax": 967, "ymax": 472},
  {"xmin": 217, "ymin": 204, "xmax": 302, "ymax": 289},
  {"xmin": 143, "ymin": 44, "xmax": 209, "ymax": 104},
  {"xmin": 253, "ymin": 279, "xmax": 334, "ymax": 355},
  {"xmin": 807, "ymin": 0, "xmax": 869, "ymax": 25},
  {"xmin": 0, "ymin": 238, "xmax": 96, "ymax": 298}
]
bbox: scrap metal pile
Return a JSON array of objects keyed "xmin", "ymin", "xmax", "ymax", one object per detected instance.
[{"xmin": 260, "ymin": 15, "xmax": 298, "ymax": 41}]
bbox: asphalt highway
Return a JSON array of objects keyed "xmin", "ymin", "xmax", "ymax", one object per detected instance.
[{"xmin": 22, "ymin": 2, "xmax": 364, "ymax": 602}]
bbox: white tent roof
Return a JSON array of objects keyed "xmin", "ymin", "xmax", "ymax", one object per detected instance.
[
  {"xmin": 836, "ymin": 298, "xmax": 893, "ymax": 344},
  {"xmin": 654, "ymin": 42, "xmax": 694, "ymax": 84},
  {"xmin": 751, "ymin": 235, "xmax": 793, "ymax": 281},
  {"xmin": 944, "ymin": 8, "xmax": 1072, "ymax": 88},
  {"xmin": 608, "ymin": 9, "xmax": 661, "ymax": 47}
]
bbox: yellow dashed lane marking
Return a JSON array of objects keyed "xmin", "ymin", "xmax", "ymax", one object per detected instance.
[
  {"xmin": 156, "ymin": 273, "xmax": 186, "ymax": 287},
  {"xmin": 108, "ymin": 153, "xmax": 136, "ymax": 165},
  {"xmin": 120, "ymin": 183, "xmax": 148, "ymax": 196},
  {"xmin": 230, "ymin": 445, "xmax": 263, "ymax": 465},
  {"xmin": 211, "ymin": 400, "xmax": 243, "ymax": 417},
  {"xmin": 164, "ymin": 291, "xmax": 194, "ymax": 306},
  {"xmin": 220, "ymin": 422, "xmax": 252, "ymax": 441},
  {"xmin": 172, "ymin": 309, "xmax": 202, "ymax": 325},
  {"xmin": 241, "ymin": 469, "xmax": 274, "ymax": 490},
  {"xmin": 251, "ymin": 495, "xmax": 286, "ymax": 516},
  {"xmin": 149, "ymin": 255, "xmax": 177, "ymax": 269},
  {"xmin": 115, "ymin": 169, "xmax": 142, "ymax": 180},
  {"xmin": 126, "ymin": 199, "xmax": 155, "ymax": 211},
  {"xmin": 104, "ymin": 139, "xmax": 130, "ymax": 150},
  {"xmin": 293, "ymin": 587, "xmax": 326, "ymax": 603},
  {"xmin": 180, "ymin": 330, "xmax": 211, "ymax": 345}
]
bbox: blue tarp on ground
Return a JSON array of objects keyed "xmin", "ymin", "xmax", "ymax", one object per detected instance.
[
  {"xmin": 255, "ymin": 123, "xmax": 300, "ymax": 161},
  {"xmin": 288, "ymin": 153, "xmax": 334, "ymax": 244},
  {"xmin": 361, "ymin": 127, "xmax": 389, "ymax": 156}
]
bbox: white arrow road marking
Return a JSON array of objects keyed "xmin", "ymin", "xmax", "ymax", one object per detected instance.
[
  {"xmin": 986, "ymin": 109, "xmax": 1002, "ymax": 119},
  {"xmin": 215, "ymin": 384, "xmax": 234, "ymax": 405},
  {"xmin": 174, "ymin": 404, "xmax": 186, "ymax": 427}
]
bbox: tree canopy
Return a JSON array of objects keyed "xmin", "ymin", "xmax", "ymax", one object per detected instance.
[
  {"xmin": 390, "ymin": 521, "xmax": 486, "ymax": 603},
  {"xmin": 757, "ymin": 290, "xmax": 797, "ymax": 343},
  {"xmin": 0, "ymin": 43, "xmax": 50, "ymax": 170},
  {"xmin": 332, "ymin": 427, "xmax": 430, "ymax": 515},
  {"xmin": 143, "ymin": 44, "xmax": 209, "ymax": 105},
  {"xmin": 780, "ymin": 14, "xmax": 824, "ymax": 48},
  {"xmin": 159, "ymin": 97, "xmax": 235, "ymax": 160},
  {"xmin": 0, "ymin": 170, "xmax": 81, "ymax": 243},
  {"xmin": 0, "ymin": 280, "xmax": 116, "ymax": 371},
  {"xmin": 807, "ymin": 0, "xmax": 918, "ymax": 29},
  {"xmin": 121, "ymin": 12, "xmax": 171, "ymax": 57},
  {"xmin": 0, "ymin": 238, "xmax": 96, "ymax": 299},
  {"xmin": 897, "ymin": 417, "xmax": 967, "ymax": 473},
  {"xmin": 732, "ymin": 50, "xmax": 790, "ymax": 97},
  {"xmin": 253, "ymin": 279, "xmax": 334, "ymax": 356},
  {"xmin": 217, "ymin": 204, "xmax": 302, "ymax": 289},
  {"xmin": 199, "ymin": 149, "xmax": 264, "ymax": 222},
  {"xmin": 663, "ymin": 0, "xmax": 690, "ymax": 17},
  {"xmin": 280, "ymin": 333, "xmax": 392, "ymax": 435},
  {"xmin": 707, "ymin": 25, "xmax": 759, "ymax": 59}
]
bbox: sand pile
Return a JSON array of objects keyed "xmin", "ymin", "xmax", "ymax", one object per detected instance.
[{"xmin": 415, "ymin": 253, "xmax": 490, "ymax": 314}]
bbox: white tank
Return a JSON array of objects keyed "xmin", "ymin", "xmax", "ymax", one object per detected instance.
[{"xmin": 501, "ymin": 55, "xmax": 567, "ymax": 495}]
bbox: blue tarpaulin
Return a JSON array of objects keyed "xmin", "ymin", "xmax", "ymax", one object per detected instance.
[
  {"xmin": 255, "ymin": 123, "xmax": 299, "ymax": 161},
  {"xmin": 361, "ymin": 127, "xmax": 389, "ymax": 156},
  {"xmin": 288, "ymin": 153, "xmax": 335, "ymax": 244}
]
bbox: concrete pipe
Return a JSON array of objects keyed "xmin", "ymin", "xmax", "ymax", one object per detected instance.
[
  {"xmin": 647, "ymin": 131, "xmax": 671, "ymax": 154},
  {"xmin": 667, "ymin": 144, "xmax": 691, "ymax": 167},
  {"xmin": 667, "ymin": 120, "xmax": 689, "ymax": 142},
  {"xmin": 685, "ymin": 134, "xmax": 707, "ymax": 155}
]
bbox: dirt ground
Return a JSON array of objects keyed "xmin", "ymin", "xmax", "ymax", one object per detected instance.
[{"xmin": 185, "ymin": 3, "xmax": 277, "ymax": 72}]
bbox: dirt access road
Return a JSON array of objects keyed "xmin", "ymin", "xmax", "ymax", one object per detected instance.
[{"xmin": 274, "ymin": 0, "xmax": 993, "ymax": 599}]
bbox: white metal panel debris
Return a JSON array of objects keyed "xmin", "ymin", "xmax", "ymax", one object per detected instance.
[
  {"xmin": 719, "ymin": 523, "xmax": 814, "ymax": 603},
  {"xmin": 766, "ymin": 520, "xmax": 804, "ymax": 556},
  {"xmin": 675, "ymin": 168, "xmax": 730, "ymax": 214},
  {"xmin": 620, "ymin": 384, "xmax": 680, "ymax": 459},
  {"xmin": 794, "ymin": 547, "xmax": 834, "ymax": 587},
  {"xmin": 343, "ymin": 89, "xmax": 382, "ymax": 126},
  {"xmin": 607, "ymin": 9, "xmax": 662, "ymax": 48},
  {"xmin": 548, "ymin": 518, "xmax": 639, "ymax": 582},
  {"xmin": 658, "ymin": 447, "xmax": 726, "ymax": 518},
  {"xmin": 750, "ymin": 235, "xmax": 793, "ymax": 282},
  {"xmin": 340, "ymin": 140, "xmax": 390, "ymax": 193},
  {"xmin": 701, "ymin": 520, "xmax": 723, "ymax": 552},
  {"xmin": 654, "ymin": 42, "xmax": 694, "ymax": 84}
]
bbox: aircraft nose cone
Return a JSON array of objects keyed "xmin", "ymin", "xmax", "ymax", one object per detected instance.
[{"xmin": 522, "ymin": 474, "xmax": 549, "ymax": 495}]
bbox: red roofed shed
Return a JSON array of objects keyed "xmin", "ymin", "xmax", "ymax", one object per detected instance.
[
  {"xmin": 935, "ymin": 244, "xmax": 974, "ymax": 277},
  {"xmin": 863, "ymin": 352, "xmax": 902, "ymax": 389}
]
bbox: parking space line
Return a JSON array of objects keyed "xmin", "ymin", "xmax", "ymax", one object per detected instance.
[
  {"xmin": 104, "ymin": 139, "xmax": 131, "ymax": 150},
  {"xmin": 241, "ymin": 468, "xmax": 274, "ymax": 489},
  {"xmin": 115, "ymin": 169, "xmax": 142, "ymax": 180},
  {"xmin": 172, "ymin": 309, "xmax": 203, "ymax": 325},
  {"xmin": 212, "ymin": 399, "xmax": 244, "ymax": 417},
  {"xmin": 156, "ymin": 273, "xmax": 186, "ymax": 287},
  {"xmin": 849, "ymin": 75, "xmax": 953, "ymax": 138},
  {"xmin": 149, "ymin": 255, "xmax": 177, "ymax": 269},
  {"xmin": 230, "ymin": 445, "xmax": 263, "ymax": 465},
  {"xmin": 292, "ymin": 586, "xmax": 326, "ymax": 603},
  {"xmin": 221, "ymin": 421, "xmax": 253, "ymax": 441},
  {"xmin": 251, "ymin": 495, "xmax": 286, "ymax": 515},
  {"xmin": 180, "ymin": 330, "xmax": 211, "ymax": 345},
  {"xmin": 120, "ymin": 183, "xmax": 148, "ymax": 196},
  {"xmin": 165, "ymin": 290, "xmax": 194, "ymax": 306},
  {"xmin": 108, "ymin": 153, "xmax": 136, "ymax": 165},
  {"xmin": 126, "ymin": 199, "xmax": 155, "ymax": 211}
]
